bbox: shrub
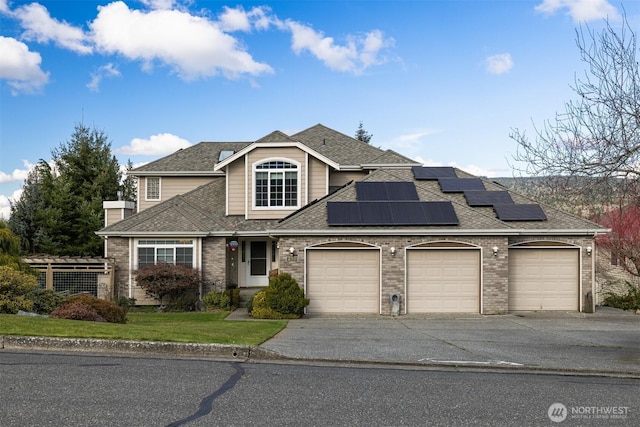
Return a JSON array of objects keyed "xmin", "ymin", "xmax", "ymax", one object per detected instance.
[
  {"xmin": 135, "ymin": 263, "xmax": 201, "ymax": 305},
  {"xmin": 603, "ymin": 281, "xmax": 640, "ymax": 311},
  {"xmin": 29, "ymin": 289, "xmax": 65, "ymax": 315},
  {"xmin": 51, "ymin": 302, "xmax": 105, "ymax": 322},
  {"xmin": 203, "ymin": 291, "xmax": 231, "ymax": 310},
  {"xmin": 0, "ymin": 265, "xmax": 38, "ymax": 314},
  {"xmin": 164, "ymin": 293, "xmax": 199, "ymax": 312},
  {"xmin": 250, "ymin": 274, "xmax": 309, "ymax": 319},
  {"xmin": 116, "ymin": 296, "xmax": 136, "ymax": 310},
  {"xmin": 264, "ymin": 273, "xmax": 309, "ymax": 317},
  {"xmin": 64, "ymin": 294, "xmax": 127, "ymax": 323}
]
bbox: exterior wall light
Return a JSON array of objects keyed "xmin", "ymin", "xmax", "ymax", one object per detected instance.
[
  {"xmin": 390, "ymin": 247, "xmax": 396, "ymax": 256},
  {"xmin": 289, "ymin": 247, "xmax": 296, "ymax": 255},
  {"xmin": 492, "ymin": 246, "xmax": 499, "ymax": 257},
  {"xmin": 586, "ymin": 246, "xmax": 592, "ymax": 256}
]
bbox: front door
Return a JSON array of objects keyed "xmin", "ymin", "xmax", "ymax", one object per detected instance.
[{"xmin": 246, "ymin": 240, "xmax": 269, "ymax": 287}]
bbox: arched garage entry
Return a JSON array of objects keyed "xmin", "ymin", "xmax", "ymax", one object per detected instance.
[
  {"xmin": 508, "ymin": 242, "xmax": 580, "ymax": 311},
  {"xmin": 405, "ymin": 242, "xmax": 481, "ymax": 314},
  {"xmin": 305, "ymin": 242, "xmax": 381, "ymax": 314}
]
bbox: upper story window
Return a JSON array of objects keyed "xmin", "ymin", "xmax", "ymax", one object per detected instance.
[
  {"xmin": 146, "ymin": 177, "xmax": 160, "ymax": 201},
  {"xmin": 254, "ymin": 160, "xmax": 299, "ymax": 208}
]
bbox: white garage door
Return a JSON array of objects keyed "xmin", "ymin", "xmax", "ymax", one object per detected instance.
[
  {"xmin": 407, "ymin": 249, "xmax": 480, "ymax": 313},
  {"xmin": 306, "ymin": 249, "xmax": 379, "ymax": 314},
  {"xmin": 508, "ymin": 248, "xmax": 579, "ymax": 311}
]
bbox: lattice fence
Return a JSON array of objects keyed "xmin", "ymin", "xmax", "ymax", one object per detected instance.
[{"xmin": 22, "ymin": 256, "xmax": 116, "ymax": 301}]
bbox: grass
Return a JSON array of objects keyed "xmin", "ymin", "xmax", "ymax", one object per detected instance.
[{"xmin": 0, "ymin": 311, "xmax": 287, "ymax": 346}]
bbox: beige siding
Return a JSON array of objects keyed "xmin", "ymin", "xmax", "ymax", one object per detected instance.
[
  {"xmin": 106, "ymin": 209, "xmax": 121, "ymax": 227},
  {"xmin": 138, "ymin": 176, "xmax": 214, "ymax": 211},
  {"xmin": 329, "ymin": 171, "xmax": 368, "ymax": 188},
  {"xmin": 308, "ymin": 156, "xmax": 328, "ymax": 201},
  {"xmin": 247, "ymin": 147, "xmax": 307, "ymax": 220},
  {"xmin": 227, "ymin": 158, "xmax": 245, "ymax": 215}
]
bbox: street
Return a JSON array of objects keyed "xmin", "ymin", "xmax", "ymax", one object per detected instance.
[{"xmin": 1, "ymin": 351, "xmax": 638, "ymax": 426}]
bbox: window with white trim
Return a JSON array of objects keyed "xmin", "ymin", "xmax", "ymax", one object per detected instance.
[
  {"xmin": 254, "ymin": 160, "xmax": 299, "ymax": 208},
  {"xmin": 146, "ymin": 177, "xmax": 160, "ymax": 200},
  {"xmin": 137, "ymin": 240, "xmax": 194, "ymax": 267}
]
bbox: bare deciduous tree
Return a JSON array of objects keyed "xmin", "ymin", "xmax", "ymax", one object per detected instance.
[{"xmin": 510, "ymin": 14, "xmax": 640, "ymax": 207}]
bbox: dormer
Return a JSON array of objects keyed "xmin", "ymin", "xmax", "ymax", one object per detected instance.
[{"xmin": 214, "ymin": 132, "xmax": 339, "ymax": 220}]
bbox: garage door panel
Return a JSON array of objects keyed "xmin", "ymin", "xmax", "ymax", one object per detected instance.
[
  {"xmin": 509, "ymin": 248, "xmax": 578, "ymax": 311},
  {"xmin": 407, "ymin": 249, "xmax": 480, "ymax": 313},
  {"xmin": 307, "ymin": 250, "xmax": 379, "ymax": 314}
]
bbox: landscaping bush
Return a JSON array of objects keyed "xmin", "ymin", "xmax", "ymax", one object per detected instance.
[
  {"xmin": 0, "ymin": 265, "xmax": 38, "ymax": 314},
  {"xmin": 225, "ymin": 288, "xmax": 240, "ymax": 308},
  {"xmin": 203, "ymin": 291, "xmax": 231, "ymax": 310},
  {"xmin": 51, "ymin": 302, "xmax": 105, "ymax": 322},
  {"xmin": 116, "ymin": 296, "xmax": 136, "ymax": 310},
  {"xmin": 164, "ymin": 293, "xmax": 199, "ymax": 312},
  {"xmin": 64, "ymin": 294, "xmax": 127, "ymax": 323},
  {"xmin": 264, "ymin": 273, "xmax": 309, "ymax": 317},
  {"xmin": 29, "ymin": 288, "xmax": 65, "ymax": 315},
  {"xmin": 134, "ymin": 263, "xmax": 201, "ymax": 305},
  {"xmin": 603, "ymin": 281, "xmax": 640, "ymax": 311},
  {"xmin": 250, "ymin": 273, "xmax": 309, "ymax": 319}
]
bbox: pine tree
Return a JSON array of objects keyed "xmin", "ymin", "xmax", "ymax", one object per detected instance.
[{"xmin": 355, "ymin": 121, "xmax": 373, "ymax": 144}]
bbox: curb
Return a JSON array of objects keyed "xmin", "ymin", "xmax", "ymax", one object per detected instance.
[{"xmin": 2, "ymin": 335, "xmax": 639, "ymax": 378}]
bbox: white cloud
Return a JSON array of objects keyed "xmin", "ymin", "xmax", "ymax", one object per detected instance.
[
  {"xmin": 0, "ymin": 189, "xmax": 24, "ymax": 220},
  {"xmin": 90, "ymin": 2, "xmax": 273, "ymax": 80},
  {"xmin": 535, "ymin": 0, "xmax": 620, "ymax": 22},
  {"xmin": 485, "ymin": 53, "xmax": 513, "ymax": 75},
  {"xmin": 0, "ymin": 160, "xmax": 33, "ymax": 183},
  {"xmin": 116, "ymin": 133, "xmax": 192, "ymax": 155},
  {"xmin": 0, "ymin": 0, "xmax": 9, "ymax": 14},
  {"xmin": 13, "ymin": 2, "xmax": 92, "ymax": 54},
  {"xmin": 285, "ymin": 20, "xmax": 393, "ymax": 74},
  {"xmin": 218, "ymin": 6, "xmax": 274, "ymax": 32},
  {"xmin": 0, "ymin": 36, "xmax": 50, "ymax": 94},
  {"xmin": 87, "ymin": 63, "xmax": 121, "ymax": 92}
]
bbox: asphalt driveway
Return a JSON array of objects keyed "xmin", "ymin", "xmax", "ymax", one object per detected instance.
[{"xmin": 255, "ymin": 307, "xmax": 640, "ymax": 375}]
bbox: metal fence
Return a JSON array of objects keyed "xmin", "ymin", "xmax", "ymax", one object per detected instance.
[{"xmin": 23, "ymin": 256, "xmax": 116, "ymax": 301}]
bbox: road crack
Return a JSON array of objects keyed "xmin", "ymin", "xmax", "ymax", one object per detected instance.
[{"xmin": 167, "ymin": 362, "xmax": 244, "ymax": 427}]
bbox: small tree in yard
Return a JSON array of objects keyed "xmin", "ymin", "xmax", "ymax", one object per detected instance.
[
  {"xmin": 596, "ymin": 205, "xmax": 640, "ymax": 310},
  {"xmin": 135, "ymin": 263, "xmax": 201, "ymax": 308}
]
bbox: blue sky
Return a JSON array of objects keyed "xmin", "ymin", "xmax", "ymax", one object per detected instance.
[{"xmin": 1, "ymin": 0, "xmax": 638, "ymax": 219}]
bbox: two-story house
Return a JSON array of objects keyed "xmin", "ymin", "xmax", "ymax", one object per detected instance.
[{"xmin": 98, "ymin": 124, "xmax": 606, "ymax": 315}]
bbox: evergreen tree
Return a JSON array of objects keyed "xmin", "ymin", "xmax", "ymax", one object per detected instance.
[
  {"xmin": 9, "ymin": 124, "xmax": 122, "ymax": 256},
  {"xmin": 355, "ymin": 121, "xmax": 373, "ymax": 144}
]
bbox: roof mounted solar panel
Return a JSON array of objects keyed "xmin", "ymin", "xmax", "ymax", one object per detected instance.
[
  {"xmin": 463, "ymin": 191, "xmax": 514, "ymax": 206},
  {"xmin": 412, "ymin": 166, "xmax": 457, "ymax": 180},
  {"xmin": 389, "ymin": 201, "xmax": 429, "ymax": 225},
  {"xmin": 327, "ymin": 202, "xmax": 361, "ymax": 225},
  {"xmin": 385, "ymin": 182, "xmax": 419, "ymax": 200},
  {"xmin": 438, "ymin": 178, "xmax": 486, "ymax": 193},
  {"xmin": 493, "ymin": 204, "xmax": 547, "ymax": 221},
  {"xmin": 359, "ymin": 201, "xmax": 394, "ymax": 224},
  {"xmin": 356, "ymin": 182, "xmax": 419, "ymax": 200},
  {"xmin": 422, "ymin": 201, "xmax": 460, "ymax": 225}
]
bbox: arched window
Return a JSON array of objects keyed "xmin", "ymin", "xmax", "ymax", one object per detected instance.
[{"xmin": 254, "ymin": 160, "xmax": 299, "ymax": 208}]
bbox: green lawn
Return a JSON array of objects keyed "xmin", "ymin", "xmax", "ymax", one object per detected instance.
[{"xmin": 0, "ymin": 311, "xmax": 287, "ymax": 345}]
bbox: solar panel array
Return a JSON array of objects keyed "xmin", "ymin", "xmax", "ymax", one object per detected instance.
[
  {"xmin": 327, "ymin": 201, "xmax": 459, "ymax": 226},
  {"xmin": 326, "ymin": 175, "xmax": 548, "ymax": 225}
]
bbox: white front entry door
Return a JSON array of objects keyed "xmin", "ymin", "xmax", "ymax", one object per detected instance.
[{"xmin": 245, "ymin": 240, "xmax": 269, "ymax": 287}]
